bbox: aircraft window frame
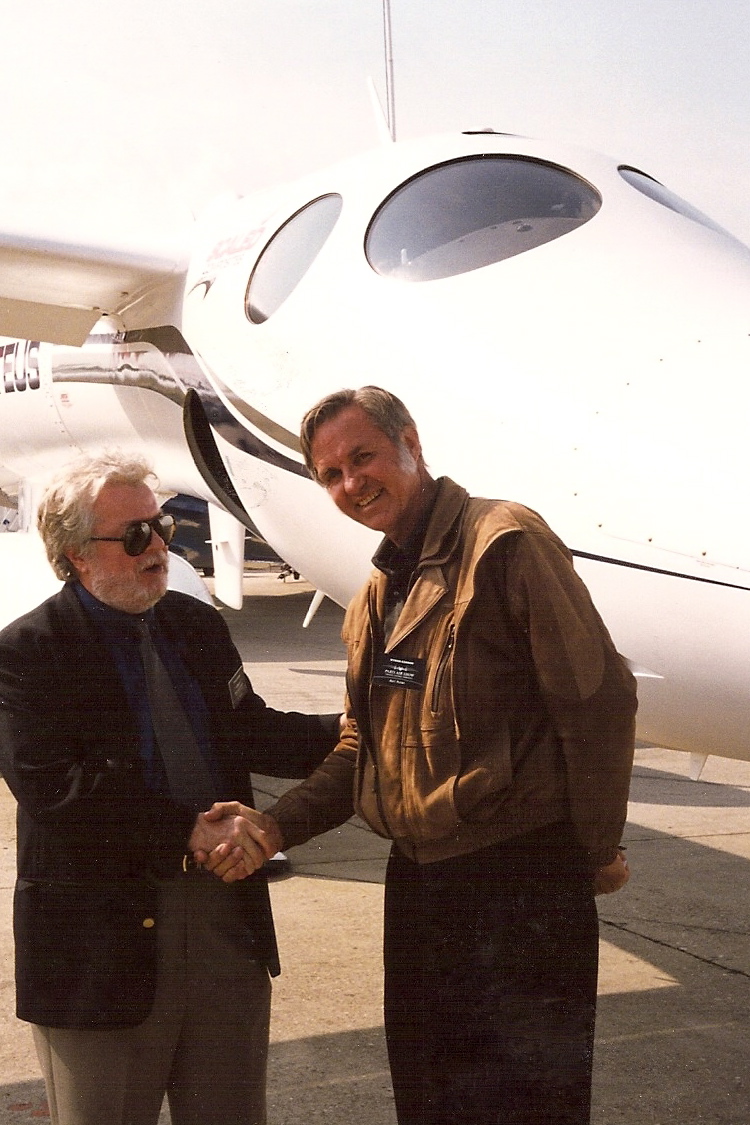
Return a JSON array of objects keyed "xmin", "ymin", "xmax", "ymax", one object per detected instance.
[
  {"xmin": 365, "ymin": 155, "xmax": 601, "ymax": 283},
  {"xmin": 618, "ymin": 167, "xmax": 730, "ymax": 237},
  {"xmin": 246, "ymin": 193, "xmax": 343, "ymax": 324}
]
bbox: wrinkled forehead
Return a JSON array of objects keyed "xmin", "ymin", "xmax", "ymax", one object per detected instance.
[{"xmin": 312, "ymin": 404, "xmax": 393, "ymax": 459}]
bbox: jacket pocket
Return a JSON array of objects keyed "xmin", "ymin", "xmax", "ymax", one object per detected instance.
[
  {"xmin": 400, "ymin": 722, "xmax": 462, "ymax": 841},
  {"xmin": 14, "ymin": 878, "xmax": 157, "ymax": 1028},
  {"xmin": 398, "ymin": 619, "xmax": 461, "ymax": 840},
  {"xmin": 451, "ymin": 721, "xmax": 514, "ymax": 824},
  {"xmin": 400, "ymin": 710, "xmax": 515, "ymax": 838}
]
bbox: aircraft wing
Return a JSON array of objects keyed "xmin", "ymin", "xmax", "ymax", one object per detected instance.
[{"xmin": 0, "ymin": 229, "xmax": 189, "ymax": 346}]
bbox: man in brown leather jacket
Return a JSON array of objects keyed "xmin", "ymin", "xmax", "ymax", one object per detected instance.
[{"xmin": 220, "ymin": 385, "xmax": 636, "ymax": 1125}]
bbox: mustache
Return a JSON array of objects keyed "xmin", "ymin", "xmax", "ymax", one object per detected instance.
[{"xmin": 136, "ymin": 549, "xmax": 168, "ymax": 573}]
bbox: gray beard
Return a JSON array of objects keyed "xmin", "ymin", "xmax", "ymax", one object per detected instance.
[{"xmin": 87, "ymin": 570, "xmax": 168, "ymax": 615}]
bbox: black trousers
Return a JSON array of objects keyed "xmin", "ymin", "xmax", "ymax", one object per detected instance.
[{"xmin": 383, "ymin": 838, "xmax": 599, "ymax": 1125}]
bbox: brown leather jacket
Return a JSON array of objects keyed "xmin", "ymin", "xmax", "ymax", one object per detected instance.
[{"xmin": 270, "ymin": 478, "xmax": 637, "ymax": 869}]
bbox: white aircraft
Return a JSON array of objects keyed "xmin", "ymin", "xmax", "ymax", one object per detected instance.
[{"xmin": 1, "ymin": 129, "xmax": 749, "ymax": 777}]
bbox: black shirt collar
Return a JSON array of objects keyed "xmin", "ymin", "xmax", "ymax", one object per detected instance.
[{"xmin": 372, "ymin": 486, "xmax": 439, "ymax": 584}]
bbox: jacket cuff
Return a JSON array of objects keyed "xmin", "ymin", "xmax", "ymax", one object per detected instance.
[{"xmin": 588, "ymin": 845, "xmax": 620, "ymax": 871}]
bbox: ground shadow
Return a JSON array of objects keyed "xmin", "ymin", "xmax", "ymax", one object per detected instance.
[
  {"xmin": 629, "ymin": 765, "xmax": 750, "ymax": 807},
  {"xmin": 594, "ymin": 823, "xmax": 749, "ymax": 1123},
  {"xmin": 267, "ymin": 1027, "xmax": 395, "ymax": 1125}
]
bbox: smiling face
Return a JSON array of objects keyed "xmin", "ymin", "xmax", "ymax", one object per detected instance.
[
  {"xmin": 67, "ymin": 481, "xmax": 170, "ymax": 614},
  {"xmin": 311, "ymin": 403, "xmax": 434, "ymax": 546}
]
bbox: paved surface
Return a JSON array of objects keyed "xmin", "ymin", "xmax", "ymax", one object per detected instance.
[{"xmin": 1, "ymin": 569, "xmax": 748, "ymax": 1123}]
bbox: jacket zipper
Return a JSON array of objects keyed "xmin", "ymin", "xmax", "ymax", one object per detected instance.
[
  {"xmin": 431, "ymin": 623, "xmax": 455, "ymax": 713},
  {"xmin": 357, "ymin": 590, "xmax": 394, "ymax": 838}
]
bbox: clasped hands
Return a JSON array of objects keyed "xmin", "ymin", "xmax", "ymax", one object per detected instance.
[
  {"xmin": 188, "ymin": 802, "xmax": 284, "ymax": 883},
  {"xmin": 189, "ymin": 805, "xmax": 632, "ymax": 891}
]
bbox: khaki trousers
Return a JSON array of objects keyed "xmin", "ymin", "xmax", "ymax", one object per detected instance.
[{"xmin": 32, "ymin": 876, "xmax": 272, "ymax": 1125}]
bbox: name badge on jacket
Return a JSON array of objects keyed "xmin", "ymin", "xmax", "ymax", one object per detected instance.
[
  {"xmin": 372, "ymin": 653, "xmax": 426, "ymax": 689},
  {"xmin": 228, "ymin": 666, "xmax": 249, "ymax": 709}
]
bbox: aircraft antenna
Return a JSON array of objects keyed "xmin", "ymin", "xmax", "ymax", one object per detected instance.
[{"xmin": 382, "ymin": 0, "xmax": 397, "ymax": 141}]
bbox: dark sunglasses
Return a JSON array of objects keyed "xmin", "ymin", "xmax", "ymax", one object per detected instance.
[{"xmin": 88, "ymin": 513, "xmax": 176, "ymax": 557}]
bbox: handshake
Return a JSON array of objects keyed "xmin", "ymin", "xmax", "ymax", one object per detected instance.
[{"xmin": 188, "ymin": 802, "xmax": 284, "ymax": 883}]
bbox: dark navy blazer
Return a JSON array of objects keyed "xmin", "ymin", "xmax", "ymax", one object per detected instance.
[{"xmin": 0, "ymin": 584, "xmax": 338, "ymax": 1027}]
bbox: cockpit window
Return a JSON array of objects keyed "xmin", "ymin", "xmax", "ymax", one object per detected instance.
[
  {"xmin": 246, "ymin": 194, "xmax": 343, "ymax": 323},
  {"xmin": 365, "ymin": 156, "xmax": 601, "ymax": 282},
  {"xmin": 618, "ymin": 167, "xmax": 728, "ymax": 237}
]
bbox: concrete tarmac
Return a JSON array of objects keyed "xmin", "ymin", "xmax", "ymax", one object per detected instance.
[{"xmin": 1, "ymin": 569, "xmax": 748, "ymax": 1123}]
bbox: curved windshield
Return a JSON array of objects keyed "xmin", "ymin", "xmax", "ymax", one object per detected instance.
[
  {"xmin": 246, "ymin": 194, "xmax": 343, "ymax": 323},
  {"xmin": 618, "ymin": 167, "xmax": 730, "ymax": 238},
  {"xmin": 366, "ymin": 156, "xmax": 601, "ymax": 282}
]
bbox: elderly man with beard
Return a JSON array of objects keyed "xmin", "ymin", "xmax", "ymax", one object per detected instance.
[
  {"xmin": 219, "ymin": 386, "xmax": 637, "ymax": 1125},
  {"xmin": 0, "ymin": 451, "xmax": 339, "ymax": 1125}
]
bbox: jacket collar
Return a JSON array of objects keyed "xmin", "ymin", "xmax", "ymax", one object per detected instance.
[
  {"xmin": 56, "ymin": 582, "xmax": 190, "ymax": 655},
  {"xmin": 371, "ymin": 477, "xmax": 469, "ymax": 576},
  {"xmin": 416, "ymin": 477, "xmax": 470, "ymax": 570},
  {"xmin": 374, "ymin": 478, "xmax": 469, "ymax": 652}
]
